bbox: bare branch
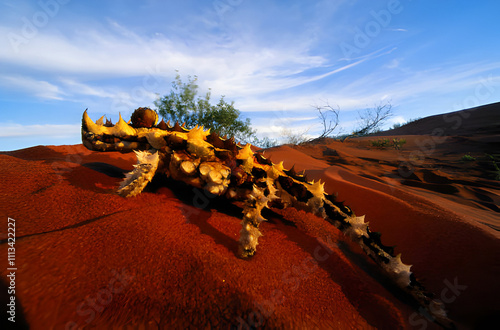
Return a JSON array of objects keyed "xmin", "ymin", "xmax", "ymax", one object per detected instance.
[
  {"xmin": 353, "ymin": 101, "xmax": 393, "ymax": 136},
  {"xmin": 313, "ymin": 101, "xmax": 340, "ymax": 138}
]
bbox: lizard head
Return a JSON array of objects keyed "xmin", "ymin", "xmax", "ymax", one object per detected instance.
[
  {"xmin": 82, "ymin": 107, "xmax": 166, "ymax": 152},
  {"xmin": 82, "ymin": 107, "xmax": 221, "ymax": 159}
]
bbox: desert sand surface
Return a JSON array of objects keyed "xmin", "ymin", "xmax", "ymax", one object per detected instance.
[{"xmin": 1, "ymin": 104, "xmax": 499, "ymax": 329}]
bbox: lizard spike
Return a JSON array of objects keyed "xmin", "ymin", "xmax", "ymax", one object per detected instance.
[
  {"xmin": 236, "ymin": 143, "xmax": 255, "ymax": 172},
  {"xmin": 157, "ymin": 119, "xmax": 168, "ymax": 130},
  {"xmin": 299, "ymin": 169, "xmax": 308, "ymax": 182},
  {"xmin": 237, "ymin": 143, "xmax": 254, "ymax": 160},
  {"xmin": 113, "ymin": 113, "xmax": 137, "ymax": 137},
  {"xmin": 344, "ymin": 215, "xmax": 369, "ymax": 240},
  {"xmin": 384, "ymin": 253, "xmax": 412, "ymax": 288},
  {"xmin": 274, "ymin": 161, "xmax": 285, "ymax": 172},
  {"xmin": 172, "ymin": 122, "xmax": 185, "ymax": 132},
  {"xmin": 82, "ymin": 109, "xmax": 93, "ymax": 125},
  {"xmin": 311, "ymin": 180, "xmax": 325, "ymax": 194},
  {"xmin": 284, "ymin": 164, "xmax": 296, "ymax": 176},
  {"xmin": 82, "ymin": 109, "xmax": 108, "ymax": 135},
  {"xmin": 208, "ymin": 131, "xmax": 225, "ymax": 149},
  {"xmin": 254, "ymin": 152, "xmax": 273, "ymax": 166},
  {"xmin": 181, "ymin": 122, "xmax": 186, "ymax": 128},
  {"xmin": 367, "ymin": 228, "xmax": 395, "ymax": 256},
  {"xmin": 188, "ymin": 125, "xmax": 209, "ymax": 141},
  {"xmin": 223, "ymin": 136, "xmax": 237, "ymax": 154},
  {"xmin": 96, "ymin": 115, "xmax": 105, "ymax": 126},
  {"xmin": 287, "ymin": 165, "xmax": 308, "ymax": 182},
  {"xmin": 104, "ymin": 118, "xmax": 113, "ymax": 127}
]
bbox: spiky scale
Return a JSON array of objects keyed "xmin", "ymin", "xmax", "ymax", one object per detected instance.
[
  {"xmin": 255, "ymin": 152, "xmax": 273, "ymax": 166},
  {"xmin": 172, "ymin": 122, "xmax": 185, "ymax": 132},
  {"xmin": 207, "ymin": 131, "xmax": 225, "ymax": 149},
  {"xmin": 157, "ymin": 119, "xmax": 168, "ymax": 130}
]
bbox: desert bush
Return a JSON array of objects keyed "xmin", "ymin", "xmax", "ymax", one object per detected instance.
[
  {"xmin": 155, "ymin": 73, "xmax": 256, "ymax": 143},
  {"xmin": 461, "ymin": 154, "xmax": 476, "ymax": 162},
  {"xmin": 370, "ymin": 138, "xmax": 390, "ymax": 148},
  {"xmin": 485, "ymin": 154, "xmax": 500, "ymax": 180},
  {"xmin": 370, "ymin": 137, "xmax": 406, "ymax": 150},
  {"xmin": 392, "ymin": 138, "xmax": 406, "ymax": 150},
  {"xmin": 280, "ymin": 128, "xmax": 311, "ymax": 145},
  {"xmin": 392, "ymin": 123, "xmax": 402, "ymax": 129},
  {"xmin": 370, "ymin": 138, "xmax": 406, "ymax": 150}
]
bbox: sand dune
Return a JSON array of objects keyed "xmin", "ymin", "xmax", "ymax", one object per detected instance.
[
  {"xmin": 1, "ymin": 104, "xmax": 499, "ymax": 329},
  {"xmin": 372, "ymin": 102, "xmax": 500, "ymax": 137}
]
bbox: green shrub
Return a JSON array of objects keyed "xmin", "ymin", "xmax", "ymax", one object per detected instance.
[
  {"xmin": 154, "ymin": 73, "xmax": 256, "ymax": 143},
  {"xmin": 370, "ymin": 138, "xmax": 406, "ymax": 150},
  {"xmin": 392, "ymin": 138, "xmax": 406, "ymax": 150},
  {"xmin": 461, "ymin": 154, "xmax": 476, "ymax": 162},
  {"xmin": 370, "ymin": 138, "xmax": 390, "ymax": 148},
  {"xmin": 486, "ymin": 154, "xmax": 500, "ymax": 180}
]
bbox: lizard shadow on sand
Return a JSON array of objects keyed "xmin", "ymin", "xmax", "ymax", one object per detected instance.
[
  {"xmin": 144, "ymin": 174, "xmax": 417, "ymax": 328},
  {"xmin": 48, "ymin": 158, "xmax": 425, "ymax": 327}
]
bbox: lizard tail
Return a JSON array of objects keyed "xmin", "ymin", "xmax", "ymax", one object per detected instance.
[{"xmin": 321, "ymin": 194, "xmax": 455, "ymax": 329}]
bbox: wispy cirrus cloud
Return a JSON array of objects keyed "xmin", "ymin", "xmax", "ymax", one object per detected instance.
[
  {"xmin": 0, "ymin": 14, "xmax": 376, "ymax": 113},
  {"xmin": 59, "ymin": 79, "xmax": 117, "ymax": 99},
  {"xmin": 0, "ymin": 21, "xmax": 341, "ymax": 103},
  {"xmin": 0, "ymin": 75, "xmax": 64, "ymax": 100}
]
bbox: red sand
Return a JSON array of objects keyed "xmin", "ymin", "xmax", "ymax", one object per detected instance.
[{"xmin": 1, "ymin": 110, "xmax": 499, "ymax": 328}]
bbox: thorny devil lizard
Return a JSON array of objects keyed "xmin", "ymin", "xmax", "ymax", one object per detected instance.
[{"xmin": 82, "ymin": 107, "xmax": 454, "ymax": 328}]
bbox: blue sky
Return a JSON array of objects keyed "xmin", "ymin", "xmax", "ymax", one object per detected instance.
[{"xmin": 1, "ymin": 0, "xmax": 499, "ymax": 150}]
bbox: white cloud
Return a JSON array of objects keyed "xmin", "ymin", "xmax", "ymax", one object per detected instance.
[
  {"xmin": 0, "ymin": 19, "xmax": 351, "ymax": 101},
  {"xmin": 59, "ymin": 79, "xmax": 116, "ymax": 99},
  {"xmin": 0, "ymin": 75, "xmax": 64, "ymax": 100},
  {"xmin": 0, "ymin": 123, "xmax": 80, "ymax": 138},
  {"xmin": 388, "ymin": 116, "xmax": 406, "ymax": 125}
]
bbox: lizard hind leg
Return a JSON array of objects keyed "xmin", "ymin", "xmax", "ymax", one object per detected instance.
[
  {"xmin": 117, "ymin": 150, "xmax": 160, "ymax": 197},
  {"xmin": 238, "ymin": 185, "xmax": 270, "ymax": 258}
]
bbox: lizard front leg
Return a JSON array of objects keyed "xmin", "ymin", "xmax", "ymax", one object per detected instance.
[{"xmin": 117, "ymin": 150, "xmax": 160, "ymax": 197}]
